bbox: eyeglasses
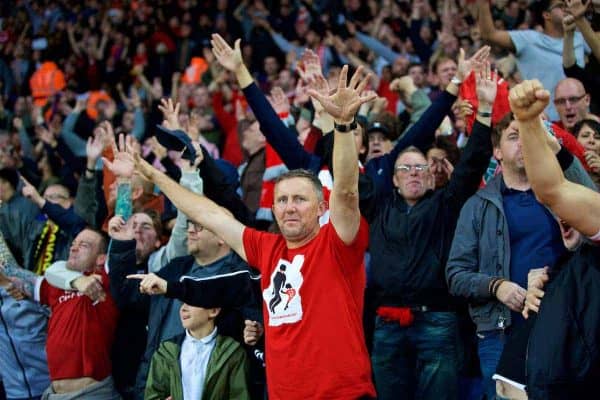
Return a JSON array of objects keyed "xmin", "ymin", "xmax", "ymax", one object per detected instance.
[
  {"xmin": 44, "ymin": 193, "xmax": 68, "ymax": 201},
  {"xmin": 187, "ymin": 220, "xmax": 204, "ymax": 232},
  {"xmin": 554, "ymin": 94, "xmax": 586, "ymax": 106},
  {"xmin": 547, "ymin": 2, "xmax": 566, "ymax": 11},
  {"xmin": 395, "ymin": 164, "xmax": 429, "ymax": 173}
]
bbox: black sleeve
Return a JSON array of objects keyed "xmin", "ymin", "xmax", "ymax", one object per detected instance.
[{"xmin": 108, "ymin": 239, "xmax": 149, "ymax": 313}]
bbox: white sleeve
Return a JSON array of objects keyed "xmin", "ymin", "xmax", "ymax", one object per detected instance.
[{"xmin": 44, "ymin": 261, "xmax": 82, "ymax": 290}]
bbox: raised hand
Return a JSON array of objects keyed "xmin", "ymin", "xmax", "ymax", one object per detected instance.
[
  {"xmin": 297, "ymin": 49, "xmax": 323, "ymax": 82},
  {"xmin": 475, "ymin": 61, "xmax": 499, "ymax": 107},
  {"xmin": 37, "ymin": 125, "xmax": 57, "ymax": 147},
  {"xmin": 21, "ymin": 176, "xmax": 44, "ymax": 207},
  {"xmin": 211, "ymin": 34, "xmax": 243, "ymax": 72},
  {"xmin": 508, "ymin": 80, "xmax": 550, "ymax": 122},
  {"xmin": 149, "ymin": 136, "xmax": 168, "ymax": 160},
  {"xmin": 186, "ymin": 111, "xmax": 201, "ymax": 141},
  {"xmin": 102, "ymin": 132, "xmax": 136, "ymax": 179},
  {"xmin": 127, "ymin": 273, "xmax": 167, "ymax": 295},
  {"xmin": 456, "ymin": 45, "xmax": 491, "ymax": 83},
  {"xmin": 269, "ymin": 86, "xmax": 291, "ymax": 115},
  {"xmin": 585, "ymin": 150, "xmax": 600, "ymax": 173},
  {"xmin": 389, "ymin": 76, "xmax": 416, "ymax": 94},
  {"xmin": 107, "ymin": 215, "xmax": 134, "ymax": 240},
  {"xmin": 86, "ymin": 130, "xmax": 107, "ymax": 163},
  {"xmin": 158, "ymin": 98, "xmax": 182, "ymax": 131},
  {"xmin": 566, "ymin": 0, "xmax": 589, "ymax": 20},
  {"xmin": 307, "ymin": 65, "xmax": 377, "ymax": 124}
]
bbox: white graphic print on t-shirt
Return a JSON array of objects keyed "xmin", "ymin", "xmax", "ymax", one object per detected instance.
[{"xmin": 263, "ymin": 255, "xmax": 304, "ymax": 326}]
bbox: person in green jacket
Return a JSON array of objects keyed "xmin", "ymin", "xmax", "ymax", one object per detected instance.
[{"xmin": 145, "ymin": 302, "xmax": 250, "ymax": 400}]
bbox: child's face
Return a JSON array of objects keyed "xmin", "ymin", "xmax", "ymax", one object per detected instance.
[{"xmin": 180, "ymin": 303, "xmax": 215, "ymax": 331}]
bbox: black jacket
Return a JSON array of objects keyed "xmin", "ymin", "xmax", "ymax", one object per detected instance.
[
  {"xmin": 364, "ymin": 120, "xmax": 492, "ymax": 308},
  {"xmin": 526, "ymin": 243, "xmax": 600, "ymax": 399}
]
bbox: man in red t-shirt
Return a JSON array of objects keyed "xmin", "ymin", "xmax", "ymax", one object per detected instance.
[
  {"xmin": 127, "ymin": 37, "xmax": 377, "ymax": 399},
  {"xmin": 2, "ymin": 228, "xmax": 120, "ymax": 399}
]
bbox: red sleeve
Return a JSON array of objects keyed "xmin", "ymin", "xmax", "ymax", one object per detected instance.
[
  {"xmin": 553, "ymin": 124, "xmax": 589, "ymax": 169},
  {"xmin": 38, "ymin": 279, "xmax": 51, "ymax": 306},
  {"xmin": 303, "ymin": 126, "xmax": 322, "ymax": 153},
  {"xmin": 328, "ymin": 217, "xmax": 369, "ymax": 268},
  {"xmin": 243, "ymin": 227, "xmax": 265, "ymax": 273}
]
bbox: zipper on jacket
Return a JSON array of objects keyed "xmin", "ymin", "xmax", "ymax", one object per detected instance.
[{"xmin": 498, "ymin": 315, "xmax": 506, "ymax": 329}]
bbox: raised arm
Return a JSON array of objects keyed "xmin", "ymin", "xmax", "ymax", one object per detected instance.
[
  {"xmin": 211, "ymin": 34, "xmax": 321, "ymax": 172},
  {"xmin": 568, "ymin": 0, "xmax": 600, "ymax": 62},
  {"xmin": 477, "ymin": 0, "xmax": 515, "ymax": 51},
  {"xmin": 309, "ymin": 66, "xmax": 376, "ymax": 244},
  {"xmin": 510, "ymin": 79, "xmax": 600, "ymax": 237}
]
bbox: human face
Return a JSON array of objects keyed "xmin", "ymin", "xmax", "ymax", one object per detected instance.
[
  {"xmin": 408, "ymin": 65, "xmax": 425, "ymax": 87},
  {"xmin": 272, "ymin": 177, "xmax": 325, "ymax": 244},
  {"xmin": 436, "ymin": 59, "xmax": 457, "ymax": 87},
  {"xmin": 241, "ymin": 121, "xmax": 265, "ymax": 155},
  {"xmin": 393, "ymin": 151, "xmax": 432, "ymax": 205},
  {"xmin": 493, "ymin": 120, "xmax": 524, "ymax": 173},
  {"xmin": 427, "ymin": 148, "xmax": 450, "ymax": 189},
  {"xmin": 264, "ymin": 57, "xmax": 279, "ymax": 76},
  {"xmin": 554, "ymin": 80, "xmax": 589, "ymax": 131},
  {"xmin": 180, "ymin": 303, "xmax": 219, "ymax": 333},
  {"xmin": 67, "ymin": 229, "xmax": 103, "ymax": 272},
  {"xmin": 577, "ymin": 123, "xmax": 600, "ymax": 154},
  {"xmin": 367, "ymin": 132, "xmax": 393, "ymax": 161},
  {"xmin": 546, "ymin": 1, "xmax": 566, "ymax": 31},
  {"xmin": 131, "ymin": 213, "xmax": 161, "ymax": 262},
  {"xmin": 192, "ymin": 87, "xmax": 209, "ymax": 108},
  {"xmin": 0, "ymin": 179, "xmax": 14, "ymax": 203},
  {"xmin": 43, "ymin": 185, "xmax": 71, "ymax": 209},
  {"xmin": 186, "ymin": 220, "xmax": 223, "ymax": 258}
]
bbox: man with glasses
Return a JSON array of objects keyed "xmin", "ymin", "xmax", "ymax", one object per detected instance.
[
  {"xmin": 476, "ymin": 0, "xmax": 589, "ymax": 120},
  {"xmin": 362, "ymin": 64, "xmax": 497, "ymax": 399},
  {"xmin": 553, "ymin": 77, "xmax": 591, "ymax": 132}
]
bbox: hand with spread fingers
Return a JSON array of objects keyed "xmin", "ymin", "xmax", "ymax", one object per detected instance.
[
  {"xmin": 211, "ymin": 34, "xmax": 243, "ymax": 73},
  {"xmin": 102, "ymin": 132, "xmax": 137, "ymax": 179},
  {"xmin": 456, "ymin": 45, "xmax": 491, "ymax": 83},
  {"xmin": 475, "ymin": 61, "xmax": 499, "ymax": 109},
  {"xmin": 127, "ymin": 273, "xmax": 168, "ymax": 295},
  {"xmin": 269, "ymin": 86, "xmax": 291, "ymax": 115},
  {"xmin": 158, "ymin": 98, "xmax": 182, "ymax": 132},
  {"xmin": 307, "ymin": 65, "xmax": 377, "ymax": 124},
  {"xmin": 508, "ymin": 80, "xmax": 550, "ymax": 122}
]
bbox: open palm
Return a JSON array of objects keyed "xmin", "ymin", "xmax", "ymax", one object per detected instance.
[
  {"xmin": 211, "ymin": 34, "xmax": 242, "ymax": 72},
  {"xmin": 308, "ymin": 65, "xmax": 376, "ymax": 123}
]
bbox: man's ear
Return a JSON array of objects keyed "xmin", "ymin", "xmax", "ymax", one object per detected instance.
[
  {"xmin": 131, "ymin": 186, "xmax": 144, "ymax": 201},
  {"xmin": 209, "ymin": 307, "xmax": 222, "ymax": 319},
  {"xmin": 96, "ymin": 254, "xmax": 107, "ymax": 267},
  {"xmin": 154, "ymin": 238, "xmax": 162, "ymax": 249},
  {"xmin": 317, "ymin": 200, "xmax": 328, "ymax": 217},
  {"xmin": 493, "ymin": 147, "xmax": 503, "ymax": 163}
]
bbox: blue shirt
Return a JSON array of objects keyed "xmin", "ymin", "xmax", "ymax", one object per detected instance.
[{"xmin": 502, "ymin": 181, "xmax": 566, "ymax": 322}]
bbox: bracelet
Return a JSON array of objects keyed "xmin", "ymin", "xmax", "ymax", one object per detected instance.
[
  {"xmin": 86, "ymin": 167, "xmax": 95, "ymax": 174},
  {"xmin": 477, "ymin": 110, "xmax": 492, "ymax": 118},
  {"xmin": 334, "ymin": 119, "xmax": 357, "ymax": 133},
  {"xmin": 492, "ymin": 278, "xmax": 506, "ymax": 298}
]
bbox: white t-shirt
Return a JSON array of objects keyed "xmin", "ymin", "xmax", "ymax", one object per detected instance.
[{"xmin": 508, "ymin": 30, "xmax": 590, "ymax": 120}]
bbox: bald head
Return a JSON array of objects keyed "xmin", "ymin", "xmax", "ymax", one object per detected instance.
[{"xmin": 554, "ymin": 78, "xmax": 589, "ymax": 131}]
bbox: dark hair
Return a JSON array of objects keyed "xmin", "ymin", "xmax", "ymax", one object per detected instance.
[
  {"xmin": 137, "ymin": 208, "xmax": 164, "ymax": 238},
  {"xmin": 430, "ymin": 136, "xmax": 461, "ymax": 166},
  {"xmin": 82, "ymin": 227, "xmax": 109, "ymax": 253},
  {"xmin": 491, "ymin": 112, "xmax": 515, "ymax": 148},
  {"xmin": 274, "ymin": 169, "xmax": 324, "ymax": 201},
  {"xmin": 573, "ymin": 119, "xmax": 600, "ymax": 138},
  {"xmin": 431, "ymin": 56, "xmax": 456, "ymax": 74}
]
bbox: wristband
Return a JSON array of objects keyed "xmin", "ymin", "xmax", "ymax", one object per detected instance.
[
  {"xmin": 86, "ymin": 167, "xmax": 95, "ymax": 174},
  {"xmin": 334, "ymin": 120, "xmax": 358, "ymax": 133},
  {"xmin": 477, "ymin": 110, "xmax": 492, "ymax": 118}
]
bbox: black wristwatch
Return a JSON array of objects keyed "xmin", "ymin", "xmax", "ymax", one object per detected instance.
[{"xmin": 334, "ymin": 119, "xmax": 358, "ymax": 133}]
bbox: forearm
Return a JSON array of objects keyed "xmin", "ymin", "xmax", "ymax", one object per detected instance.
[
  {"xmin": 477, "ymin": 0, "xmax": 496, "ymax": 40},
  {"xmin": 131, "ymin": 108, "xmax": 146, "ymax": 141},
  {"xmin": 44, "ymin": 261, "xmax": 81, "ymax": 290},
  {"xmin": 563, "ymin": 32, "xmax": 576, "ymax": 68},
  {"xmin": 355, "ymin": 32, "xmax": 399, "ymax": 63},
  {"xmin": 518, "ymin": 118, "xmax": 567, "ymax": 198},
  {"xmin": 18, "ymin": 126, "xmax": 34, "ymax": 159},
  {"xmin": 61, "ymin": 112, "xmax": 87, "ymax": 157},
  {"xmin": 576, "ymin": 18, "xmax": 600, "ymax": 62}
]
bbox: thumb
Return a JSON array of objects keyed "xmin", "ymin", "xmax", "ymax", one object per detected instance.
[
  {"xmin": 234, "ymin": 38, "xmax": 242, "ymax": 53},
  {"xmin": 535, "ymin": 89, "xmax": 550, "ymax": 101},
  {"xmin": 91, "ymin": 274, "xmax": 103, "ymax": 283}
]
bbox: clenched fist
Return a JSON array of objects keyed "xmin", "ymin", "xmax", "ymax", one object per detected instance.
[{"xmin": 508, "ymin": 80, "xmax": 550, "ymax": 122}]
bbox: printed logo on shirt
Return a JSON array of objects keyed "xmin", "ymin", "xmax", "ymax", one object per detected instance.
[
  {"xmin": 58, "ymin": 290, "xmax": 85, "ymax": 304},
  {"xmin": 263, "ymin": 255, "xmax": 304, "ymax": 326}
]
